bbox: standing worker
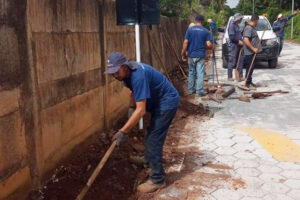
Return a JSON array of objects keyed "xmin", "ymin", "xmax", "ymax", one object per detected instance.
[
  {"xmin": 227, "ymin": 13, "xmax": 244, "ymax": 81},
  {"xmin": 207, "ymin": 18, "xmax": 217, "ymax": 39},
  {"xmin": 181, "ymin": 15, "xmax": 213, "ymax": 96},
  {"xmin": 243, "ymin": 14, "xmax": 261, "ymax": 89},
  {"xmin": 273, "ymin": 10, "xmax": 298, "ymax": 55},
  {"xmin": 106, "ymin": 52, "xmax": 179, "ymax": 193},
  {"xmin": 205, "ymin": 18, "xmax": 217, "ymax": 81}
]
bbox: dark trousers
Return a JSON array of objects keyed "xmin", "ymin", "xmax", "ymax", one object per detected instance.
[
  {"xmin": 146, "ymin": 108, "xmax": 177, "ymax": 183},
  {"xmin": 244, "ymin": 54, "xmax": 256, "ymax": 86},
  {"xmin": 228, "ymin": 44, "xmax": 244, "ymax": 78},
  {"xmin": 279, "ymin": 37, "xmax": 284, "ymax": 55}
]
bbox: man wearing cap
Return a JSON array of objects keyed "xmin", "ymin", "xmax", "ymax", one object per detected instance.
[
  {"xmin": 243, "ymin": 14, "xmax": 261, "ymax": 89},
  {"xmin": 227, "ymin": 13, "xmax": 244, "ymax": 81},
  {"xmin": 207, "ymin": 19, "xmax": 217, "ymax": 39},
  {"xmin": 181, "ymin": 15, "xmax": 213, "ymax": 96},
  {"xmin": 106, "ymin": 52, "xmax": 179, "ymax": 193},
  {"xmin": 273, "ymin": 10, "xmax": 298, "ymax": 55}
]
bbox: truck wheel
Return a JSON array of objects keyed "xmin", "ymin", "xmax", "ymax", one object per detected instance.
[
  {"xmin": 222, "ymin": 56, "xmax": 228, "ymax": 68},
  {"xmin": 268, "ymin": 58, "xmax": 278, "ymax": 68}
]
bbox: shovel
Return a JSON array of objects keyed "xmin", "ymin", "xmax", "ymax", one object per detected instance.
[
  {"xmin": 234, "ymin": 48, "xmax": 243, "ymax": 82},
  {"xmin": 209, "ymin": 27, "xmax": 222, "ymax": 93},
  {"xmin": 76, "ymin": 140, "xmax": 117, "ymax": 200},
  {"xmin": 239, "ymin": 26, "xmax": 267, "ymax": 91}
]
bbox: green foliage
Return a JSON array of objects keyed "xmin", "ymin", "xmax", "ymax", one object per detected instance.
[
  {"xmin": 282, "ymin": 10, "xmax": 300, "ymax": 42},
  {"xmin": 234, "ymin": 0, "xmax": 300, "ymax": 42},
  {"xmin": 235, "ymin": 0, "xmax": 299, "ymax": 14},
  {"xmin": 160, "ymin": 0, "xmax": 232, "ymax": 27}
]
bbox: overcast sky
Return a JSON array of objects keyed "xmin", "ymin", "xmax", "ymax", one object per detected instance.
[{"xmin": 226, "ymin": 0, "xmax": 239, "ymax": 8}]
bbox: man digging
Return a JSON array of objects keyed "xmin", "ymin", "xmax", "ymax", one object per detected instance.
[{"xmin": 105, "ymin": 52, "xmax": 179, "ymax": 193}]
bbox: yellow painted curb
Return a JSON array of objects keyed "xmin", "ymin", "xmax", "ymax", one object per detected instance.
[{"xmin": 236, "ymin": 127, "xmax": 300, "ymax": 162}]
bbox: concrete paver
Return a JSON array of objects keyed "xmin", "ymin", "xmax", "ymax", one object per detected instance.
[
  {"xmin": 259, "ymin": 173, "xmax": 286, "ymax": 183},
  {"xmin": 234, "ymin": 159, "xmax": 260, "ymax": 168},
  {"xmin": 154, "ymin": 40, "xmax": 300, "ymax": 199},
  {"xmin": 211, "ymin": 189, "xmax": 244, "ymax": 200},
  {"xmin": 284, "ymin": 180, "xmax": 300, "ymax": 189},
  {"xmin": 261, "ymin": 182, "xmax": 290, "ymax": 194},
  {"xmin": 287, "ymin": 189, "xmax": 300, "ymax": 199}
]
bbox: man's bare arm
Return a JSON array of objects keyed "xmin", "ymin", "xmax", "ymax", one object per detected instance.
[
  {"xmin": 206, "ymin": 40, "xmax": 213, "ymax": 49},
  {"xmin": 120, "ymin": 99, "xmax": 146, "ymax": 133},
  {"xmin": 244, "ymin": 37, "xmax": 258, "ymax": 54},
  {"xmin": 181, "ymin": 39, "xmax": 189, "ymax": 57}
]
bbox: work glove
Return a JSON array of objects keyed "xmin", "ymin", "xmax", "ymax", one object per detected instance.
[
  {"xmin": 128, "ymin": 107, "xmax": 135, "ymax": 118},
  {"xmin": 112, "ymin": 130, "xmax": 127, "ymax": 146}
]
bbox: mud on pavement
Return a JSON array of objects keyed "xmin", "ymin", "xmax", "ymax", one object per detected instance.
[{"xmin": 26, "ymin": 69, "xmax": 245, "ymax": 200}]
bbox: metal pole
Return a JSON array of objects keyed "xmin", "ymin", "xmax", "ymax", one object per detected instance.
[
  {"xmin": 135, "ymin": 24, "xmax": 143, "ymax": 130},
  {"xmin": 280, "ymin": 0, "xmax": 282, "ymax": 8},
  {"xmin": 135, "ymin": 24, "xmax": 141, "ymax": 62},
  {"xmin": 291, "ymin": 0, "xmax": 294, "ymax": 39},
  {"xmin": 252, "ymin": 0, "xmax": 254, "ymax": 14}
]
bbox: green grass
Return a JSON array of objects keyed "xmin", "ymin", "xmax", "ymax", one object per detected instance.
[{"xmin": 282, "ymin": 11, "xmax": 300, "ymax": 42}]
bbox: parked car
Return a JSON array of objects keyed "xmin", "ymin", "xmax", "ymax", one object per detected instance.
[{"xmin": 220, "ymin": 15, "xmax": 279, "ymax": 68}]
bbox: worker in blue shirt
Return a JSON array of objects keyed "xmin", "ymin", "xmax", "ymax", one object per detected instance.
[
  {"xmin": 227, "ymin": 13, "xmax": 244, "ymax": 81},
  {"xmin": 207, "ymin": 18, "xmax": 217, "ymax": 41},
  {"xmin": 273, "ymin": 10, "xmax": 298, "ymax": 55},
  {"xmin": 181, "ymin": 15, "xmax": 213, "ymax": 96},
  {"xmin": 105, "ymin": 52, "xmax": 179, "ymax": 193}
]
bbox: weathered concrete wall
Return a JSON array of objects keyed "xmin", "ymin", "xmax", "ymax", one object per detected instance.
[
  {"xmin": 0, "ymin": 0, "xmax": 32, "ymax": 199},
  {"xmin": 0, "ymin": 0, "xmax": 189, "ymax": 199},
  {"xmin": 27, "ymin": 0, "xmax": 106, "ymax": 176}
]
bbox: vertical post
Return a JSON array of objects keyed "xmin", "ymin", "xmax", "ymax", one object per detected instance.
[
  {"xmin": 135, "ymin": 24, "xmax": 143, "ymax": 130},
  {"xmin": 291, "ymin": 0, "xmax": 294, "ymax": 39},
  {"xmin": 135, "ymin": 24, "xmax": 141, "ymax": 62},
  {"xmin": 211, "ymin": 55, "xmax": 215, "ymax": 86},
  {"xmin": 24, "ymin": 1, "xmax": 43, "ymax": 188},
  {"xmin": 98, "ymin": 0, "xmax": 107, "ymax": 131},
  {"xmin": 280, "ymin": 0, "xmax": 282, "ymax": 8},
  {"xmin": 252, "ymin": 0, "xmax": 254, "ymax": 14}
]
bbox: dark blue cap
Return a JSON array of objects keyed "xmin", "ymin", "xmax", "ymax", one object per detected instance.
[
  {"xmin": 105, "ymin": 52, "xmax": 130, "ymax": 74},
  {"xmin": 195, "ymin": 15, "xmax": 204, "ymax": 22}
]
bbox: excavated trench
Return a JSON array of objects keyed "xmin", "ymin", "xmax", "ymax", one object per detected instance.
[{"xmin": 26, "ymin": 68, "xmax": 244, "ymax": 200}]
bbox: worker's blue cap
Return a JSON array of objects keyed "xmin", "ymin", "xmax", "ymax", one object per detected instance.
[{"xmin": 105, "ymin": 52, "xmax": 130, "ymax": 74}]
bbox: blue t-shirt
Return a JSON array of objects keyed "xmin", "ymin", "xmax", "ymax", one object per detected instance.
[
  {"xmin": 184, "ymin": 25, "xmax": 211, "ymax": 58},
  {"xmin": 210, "ymin": 22, "xmax": 217, "ymax": 36},
  {"xmin": 123, "ymin": 63, "xmax": 179, "ymax": 112}
]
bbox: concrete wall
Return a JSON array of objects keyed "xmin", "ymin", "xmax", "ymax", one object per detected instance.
[
  {"xmin": 0, "ymin": 0, "xmax": 32, "ymax": 199},
  {"xmin": 0, "ymin": 0, "xmax": 189, "ymax": 199}
]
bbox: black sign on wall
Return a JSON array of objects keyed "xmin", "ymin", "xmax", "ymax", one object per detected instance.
[{"xmin": 116, "ymin": 0, "xmax": 160, "ymax": 25}]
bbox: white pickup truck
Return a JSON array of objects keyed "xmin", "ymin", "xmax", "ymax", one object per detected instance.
[{"xmin": 220, "ymin": 15, "xmax": 279, "ymax": 68}]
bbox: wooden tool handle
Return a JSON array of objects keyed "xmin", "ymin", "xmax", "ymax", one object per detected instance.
[
  {"xmin": 160, "ymin": 27, "xmax": 187, "ymax": 78},
  {"xmin": 76, "ymin": 140, "xmax": 117, "ymax": 200},
  {"xmin": 235, "ymin": 48, "xmax": 243, "ymax": 70}
]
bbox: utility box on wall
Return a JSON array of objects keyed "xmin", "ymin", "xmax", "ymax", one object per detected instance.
[{"xmin": 116, "ymin": 0, "xmax": 160, "ymax": 25}]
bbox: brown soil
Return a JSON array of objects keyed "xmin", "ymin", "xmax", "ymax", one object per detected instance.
[
  {"xmin": 25, "ymin": 67, "xmax": 209, "ymax": 200},
  {"xmin": 26, "ymin": 68, "xmax": 245, "ymax": 200},
  {"xmin": 203, "ymin": 162, "xmax": 233, "ymax": 170},
  {"xmin": 232, "ymin": 179, "xmax": 246, "ymax": 190}
]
